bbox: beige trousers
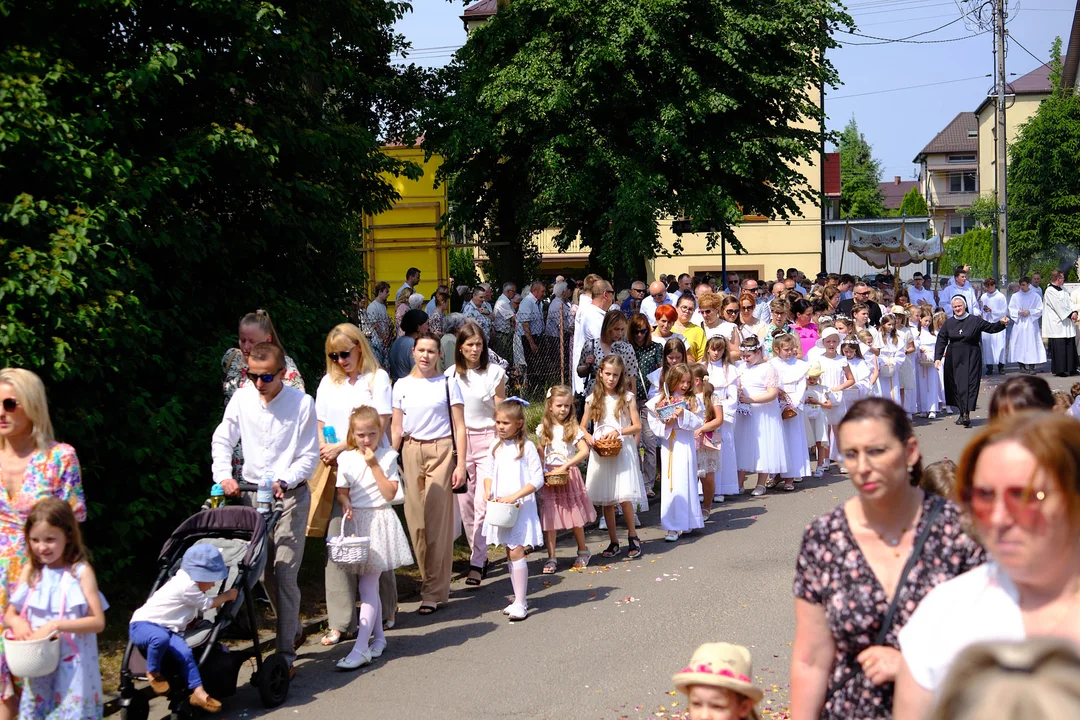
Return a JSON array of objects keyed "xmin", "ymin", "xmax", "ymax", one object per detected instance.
[{"xmin": 401, "ymin": 436, "xmax": 456, "ymax": 604}]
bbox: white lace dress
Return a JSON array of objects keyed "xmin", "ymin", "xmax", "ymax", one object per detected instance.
[
  {"xmin": 585, "ymin": 393, "xmax": 646, "ymax": 507},
  {"xmin": 733, "ymin": 361, "xmax": 788, "ymax": 475}
]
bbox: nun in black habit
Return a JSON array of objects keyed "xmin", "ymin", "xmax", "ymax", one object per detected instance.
[{"xmin": 935, "ymin": 295, "xmax": 1009, "ymax": 427}]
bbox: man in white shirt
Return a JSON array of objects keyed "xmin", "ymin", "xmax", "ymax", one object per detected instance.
[
  {"xmin": 492, "ymin": 282, "xmax": 517, "ymax": 360},
  {"xmin": 979, "ymin": 277, "xmax": 1008, "ymax": 374},
  {"xmin": 571, "ymin": 274, "xmax": 599, "ymax": 395},
  {"xmin": 906, "ymin": 272, "xmax": 937, "ymax": 309},
  {"xmin": 939, "ymin": 268, "xmax": 980, "ymax": 317},
  {"xmin": 671, "ymin": 273, "xmax": 693, "ymax": 302},
  {"xmin": 1031, "ymin": 272, "xmax": 1043, "ymax": 297},
  {"xmin": 395, "ymin": 267, "xmax": 420, "ymax": 306},
  {"xmin": 518, "ymin": 280, "xmax": 546, "ymax": 381},
  {"xmin": 639, "ymin": 280, "xmax": 674, "ymax": 327},
  {"xmin": 211, "ymin": 342, "xmax": 319, "ymax": 671},
  {"xmin": 581, "ymin": 279, "xmax": 614, "ymax": 362}
]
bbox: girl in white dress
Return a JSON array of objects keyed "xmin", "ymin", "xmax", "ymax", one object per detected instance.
[
  {"xmin": 843, "ymin": 334, "xmax": 875, "ymax": 400},
  {"xmin": 583, "ymin": 355, "xmax": 645, "ymax": 559},
  {"xmin": 334, "ymin": 406, "xmax": 414, "ymax": 669},
  {"xmin": 875, "ymin": 314, "xmax": 905, "ymax": 403},
  {"xmin": 816, "ymin": 328, "xmax": 855, "ymax": 466},
  {"xmin": 536, "ymin": 386, "xmax": 596, "ymax": 574},
  {"xmin": 890, "ymin": 306, "xmax": 919, "ymax": 415},
  {"xmin": 690, "ymin": 365, "xmax": 723, "ymax": 514},
  {"xmin": 855, "ymin": 330, "xmax": 881, "ymax": 398},
  {"xmin": 933, "ymin": 310, "xmax": 950, "ymax": 410},
  {"xmin": 769, "ymin": 333, "xmax": 811, "ymax": 490},
  {"xmin": 913, "ymin": 306, "xmax": 944, "ymax": 417},
  {"xmin": 646, "ymin": 364, "xmax": 705, "ymax": 542},
  {"xmin": 705, "ymin": 336, "xmax": 741, "ymax": 500},
  {"xmin": 734, "ymin": 336, "xmax": 788, "ymax": 496},
  {"xmin": 802, "ymin": 363, "xmax": 834, "ymax": 476},
  {"xmin": 481, "ymin": 398, "xmax": 544, "ymax": 621}
]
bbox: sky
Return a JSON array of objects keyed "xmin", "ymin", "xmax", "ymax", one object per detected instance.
[{"xmin": 394, "ymin": 0, "xmax": 1073, "ymax": 183}]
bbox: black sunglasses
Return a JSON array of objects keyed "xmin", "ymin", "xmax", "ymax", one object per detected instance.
[
  {"xmin": 327, "ymin": 347, "xmax": 356, "ymax": 361},
  {"xmin": 246, "ymin": 370, "xmax": 282, "ymax": 383},
  {"xmin": 1, "ymin": 398, "xmax": 18, "ymax": 412}
]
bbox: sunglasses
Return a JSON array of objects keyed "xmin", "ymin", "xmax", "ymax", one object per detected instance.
[
  {"xmin": 634, "ymin": 329, "xmax": 649, "ymax": 335},
  {"xmin": 632, "ymin": 288, "xmax": 646, "ymax": 294},
  {"xmin": 327, "ymin": 347, "xmax": 357, "ymax": 362},
  {"xmin": 246, "ymin": 370, "xmax": 281, "ymax": 383},
  {"xmin": 741, "ymin": 305, "xmax": 755, "ymax": 311},
  {"xmin": 723, "ymin": 309, "xmax": 738, "ymax": 317},
  {"xmin": 1, "ymin": 398, "xmax": 18, "ymax": 413},
  {"xmin": 963, "ymin": 484, "xmax": 1049, "ymax": 527}
]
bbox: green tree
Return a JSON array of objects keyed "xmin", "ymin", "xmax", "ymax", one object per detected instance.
[
  {"xmin": 897, "ymin": 186, "xmax": 929, "ymax": 218},
  {"xmin": 425, "ymin": 0, "xmax": 851, "ymax": 285},
  {"xmin": 449, "ymin": 247, "xmax": 480, "ymax": 289},
  {"xmin": 1, "ymin": 0, "xmax": 423, "ymax": 579},
  {"xmin": 1009, "ymin": 37, "xmax": 1080, "ymax": 274},
  {"xmin": 941, "ymin": 228, "xmax": 993, "ymax": 280},
  {"xmin": 963, "ymin": 193, "xmax": 999, "ymax": 233},
  {"xmin": 838, "ymin": 116, "xmax": 886, "ymax": 218}
]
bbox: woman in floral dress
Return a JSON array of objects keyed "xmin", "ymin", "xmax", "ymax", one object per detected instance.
[
  {"xmin": 221, "ymin": 310, "xmax": 306, "ymax": 479},
  {"xmin": 0, "ymin": 368, "xmax": 88, "ymax": 719}
]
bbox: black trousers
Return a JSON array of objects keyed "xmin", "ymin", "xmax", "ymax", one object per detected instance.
[{"xmin": 1048, "ymin": 337, "xmax": 1079, "ymax": 376}]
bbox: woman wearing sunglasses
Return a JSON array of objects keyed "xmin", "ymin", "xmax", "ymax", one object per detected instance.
[
  {"xmin": 314, "ymin": 324, "xmax": 396, "ymax": 646},
  {"xmin": 893, "ymin": 411, "xmax": 1080, "ymax": 720},
  {"xmin": 0, "ymin": 368, "xmax": 87, "ymax": 718},
  {"xmin": 791, "ymin": 398, "xmax": 982, "ymax": 720},
  {"xmin": 738, "ymin": 291, "xmax": 766, "ymax": 346},
  {"xmin": 699, "ymin": 293, "xmax": 743, "ymax": 362}
]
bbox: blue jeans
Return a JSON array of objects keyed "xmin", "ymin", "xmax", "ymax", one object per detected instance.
[{"xmin": 129, "ymin": 621, "xmax": 202, "ymax": 690}]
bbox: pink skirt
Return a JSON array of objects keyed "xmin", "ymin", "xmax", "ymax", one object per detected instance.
[{"xmin": 539, "ymin": 467, "xmax": 596, "ymax": 531}]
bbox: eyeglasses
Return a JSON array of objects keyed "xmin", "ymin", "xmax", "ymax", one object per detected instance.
[
  {"xmin": 327, "ymin": 347, "xmax": 357, "ymax": 362},
  {"xmin": 963, "ymin": 484, "xmax": 1049, "ymax": 527},
  {"xmin": 1, "ymin": 398, "xmax": 19, "ymax": 413},
  {"xmin": 855, "ymin": 290, "xmax": 871, "ymax": 297},
  {"xmin": 246, "ymin": 370, "xmax": 282, "ymax": 383}
]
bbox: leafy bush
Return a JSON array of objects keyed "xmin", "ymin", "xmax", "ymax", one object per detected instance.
[{"xmin": 940, "ymin": 228, "xmax": 993, "ymax": 280}]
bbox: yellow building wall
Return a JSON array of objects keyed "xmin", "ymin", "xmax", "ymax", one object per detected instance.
[
  {"xmin": 361, "ymin": 147, "xmax": 449, "ymax": 303},
  {"xmin": 976, "ymin": 94, "xmax": 1048, "ymax": 196}
]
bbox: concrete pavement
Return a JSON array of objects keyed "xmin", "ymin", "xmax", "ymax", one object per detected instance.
[{"xmin": 145, "ymin": 371, "xmax": 1076, "ymax": 719}]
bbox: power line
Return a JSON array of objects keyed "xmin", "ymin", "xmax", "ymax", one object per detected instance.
[
  {"xmin": 1008, "ymin": 34, "xmax": 1051, "ymax": 69},
  {"xmin": 828, "ymin": 74, "xmax": 990, "ymax": 99}
]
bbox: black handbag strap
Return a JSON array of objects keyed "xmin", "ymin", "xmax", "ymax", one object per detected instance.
[
  {"xmin": 444, "ymin": 377, "xmax": 456, "ymax": 458},
  {"xmin": 875, "ymin": 496, "xmax": 945, "ymax": 646}
]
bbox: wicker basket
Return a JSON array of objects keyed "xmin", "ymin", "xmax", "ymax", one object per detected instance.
[
  {"xmin": 544, "ymin": 451, "xmax": 569, "ymax": 486},
  {"xmin": 327, "ymin": 520, "xmax": 369, "ymax": 572},
  {"xmin": 781, "ymin": 405, "xmax": 798, "ymax": 420},
  {"xmin": 592, "ymin": 424, "xmax": 624, "ymax": 457}
]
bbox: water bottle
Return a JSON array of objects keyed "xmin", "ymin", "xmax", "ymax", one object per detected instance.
[
  {"xmin": 209, "ymin": 483, "xmax": 225, "ymax": 509},
  {"xmin": 323, "ymin": 426, "xmax": 339, "ymax": 444},
  {"xmin": 257, "ymin": 470, "xmax": 274, "ymax": 514}
]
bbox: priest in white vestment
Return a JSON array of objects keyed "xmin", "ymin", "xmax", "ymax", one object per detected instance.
[
  {"xmin": 1008, "ymin": 278, "xmax": 1047, "ymax": 372},
  {"xmin": 978, "ymin": 278, "xmax": 1008, "ymax": 373}
]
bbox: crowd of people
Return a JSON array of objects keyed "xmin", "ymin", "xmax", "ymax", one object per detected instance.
[{"xmin": 2, "ymin": 260, "xmax": 1080, "ymax": 719}]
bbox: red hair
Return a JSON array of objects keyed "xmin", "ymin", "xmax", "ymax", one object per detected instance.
[{"xmin": 655, "ymin": 304, "xmax": 678, "ymax": 323}]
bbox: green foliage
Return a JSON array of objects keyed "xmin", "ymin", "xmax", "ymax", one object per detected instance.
[
  {"xmin": 963, "ymin": 193, "xmax": 999, "ymax": 233},
  {"xmin": 897, "ymin": 186, "xmax": 929, "ymax": 218},
  {"xmin": 941, "ymin": 228, "xmax": 993, "ymax": 279},
  {"xmin": 449, "ymin": 247, "xmax": 480, "ymax": 288},
  {"xmin": 425, "ymin": 0, "xmax": 851, "ymax": 284},
  {"xmin": 1008, "ymin": 37, "xmax": 1080, "ymax": 277},
  {"xmin": 1, "ymin": 0, "xmax": 423, "ymax": 581},
  {"xmin": 839, "ymin": 116, "xmax": 886, "ymax": 218}
]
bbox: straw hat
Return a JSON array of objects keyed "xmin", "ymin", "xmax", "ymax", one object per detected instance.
[
  {"xmin": 807, "ymin": 362, "xmax": 823, "ymax": 378},
  {"xmin": 889, "ymin": 304, "xmax": 908, "ymax": 315},
  {"xmin": 672, "ymin": 643, "xmax": 764, "ymax": 702}
]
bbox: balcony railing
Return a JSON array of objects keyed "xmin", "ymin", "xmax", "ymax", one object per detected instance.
[
  {"xmin": 534, "ymin": 227, "xmax": 587, "ymax": 255},
  {"xmin": 929, "ymin": 191, "xmax": 978, "ymax": 208}
]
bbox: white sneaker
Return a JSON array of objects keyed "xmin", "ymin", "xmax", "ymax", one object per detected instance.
[
  {"xmin": 751, "ymin": 485, "xmax": 766, "ymax": 497},
  {"xmin": 928, "ymin": 411, "xmax": 937, "ymax": 419},
  {"xmin": 598, "ymin": 516, "xmax": 608, "ymax": 531},
  {"xmin": 507, "ymin": 603, "xmax": 529, "ymax": 621},
  {"xmin": 664, "ymin": 531, "xmax": 680, "ymax": 542},
  {"xmin": 713, "ymin": 494, "xmax": 725, "ymax": 503}
]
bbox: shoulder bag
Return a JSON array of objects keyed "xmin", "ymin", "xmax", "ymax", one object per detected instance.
[
  {"xmin": 446, "ymin": 377, "xmax": 469, "ymax": 494},
  {"xmin": 874, "ymin": 496, "xmax": 945, "ymax": 646}
]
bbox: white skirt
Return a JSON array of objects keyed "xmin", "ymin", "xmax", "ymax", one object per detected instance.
[
  {"xmin": 899, "ymin": 355, "xmax": 916, "ymax": 390},
  {"xmin": 585, "ymin": 439, "xmax": 646, "ymax": 507},
  {"xmin": 779, "ymin": 414, "xmax": 812, "ymax": 479},
  {"xmin": 696, "ymin": 444, "xmax": 719, "ymax": 477},
  {"xmin": 734, "ymin": 401, "xmax": 788, "ymax": 475},
  {"xmin": 483, "ymin": 498, "xmax": 543, "ymax": 549},
  {"xmin": 344, "ymin": 506, "xmax": 414, "ymax": 575},
  {"xmin": 804, "ymin": 411, "xmax": 829, "ymax": 444},
  {"xmin": 823, "ymin": 392, "xmax": 847, "ymax": 426},
  {"xmin": 716, "ymin": 424, "xmax": 740, "ymax": 495}
]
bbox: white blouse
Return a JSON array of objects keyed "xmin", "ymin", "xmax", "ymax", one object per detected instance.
[
  {"xmin": 335, "ymin": 447, "xmax": 401, "ymax": 509},
  {"xmin": 444, "ymin": 364, "xmax": 507, "ymax": 430},
  {"xmin": 315, "ymin": 370, "xmax": 392, "ymax": 439},
  {"xmin": 534, "ymin": 423, "xmax": 584, "ymax": 467},
  {"xmin": 392, "ymin": 375, "xmax": 464, "ymax": 440}
]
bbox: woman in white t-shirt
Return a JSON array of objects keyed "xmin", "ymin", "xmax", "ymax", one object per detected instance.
[
  {"xmin": 314, "ymin": 323, "xmax": 395, "ymax": 646},
  {"xmin": 894, "ymin": 412, "xmax": 1080, "ymax": 720},
  {"xmin": 391, "ymin": 333, "xmax": 467, "ymax": 616},
  {"xmin": 444, "ymin": 320, "xmax": 506, "ymax": 587}
]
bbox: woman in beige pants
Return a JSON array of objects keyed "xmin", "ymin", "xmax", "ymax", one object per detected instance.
[{"xmin": 391, "ymin": 333, "xmax": 467, "ymax": 615}]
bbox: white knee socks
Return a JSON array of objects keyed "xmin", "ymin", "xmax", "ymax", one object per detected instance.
[{"xmin": 509, "ymin": 558, "xmax": 528, "ymax": 608}]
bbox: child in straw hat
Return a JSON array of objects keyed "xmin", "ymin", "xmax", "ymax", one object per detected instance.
[{"xmin": 673, "ymin": 642, "xmax": 765, "ymax": 720}]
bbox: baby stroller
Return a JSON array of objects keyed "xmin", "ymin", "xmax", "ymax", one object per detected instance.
[{"xmin": 118, "ymin": 483, "xmax": 290, "ymax": 719}]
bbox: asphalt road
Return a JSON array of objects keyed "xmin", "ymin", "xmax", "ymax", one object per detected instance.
[{"xmin": 144, "ymin": 370, "xmax": 1075, "ymax": 720}]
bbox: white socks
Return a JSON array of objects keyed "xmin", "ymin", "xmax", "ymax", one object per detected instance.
[{"xmin": 509, "ymin": 558, "xmax": 528, "ymax": 608}]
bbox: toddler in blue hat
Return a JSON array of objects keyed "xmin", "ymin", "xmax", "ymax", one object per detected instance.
[{"xmin": 129, "ymin": 544, "xmax": 239, "ymax": 712}]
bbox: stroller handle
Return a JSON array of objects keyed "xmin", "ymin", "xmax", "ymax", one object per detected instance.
[{"xmin": 208, "ymin": 482, "xmax": 285, "ymax": 514}]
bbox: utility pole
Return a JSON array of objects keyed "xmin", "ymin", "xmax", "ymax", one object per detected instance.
[{"xmin": 994, "ymin": 0, "xmax": 1009, "ymax": 283}]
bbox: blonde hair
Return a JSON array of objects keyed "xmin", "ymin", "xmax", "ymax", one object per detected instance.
[
  {"xmin": 932, "ymin": 639, "xmax": 1080, "ymax": 720},
  {"xmin": 493, "ymin": 402, "xmax": 526, "ymax": 460},
  {"xmin": 921, "ymin": 458, "xmax": 957, "ymax": 498},
  {"xmin": 856, "ymin": 329, "xmax": 876, "ymax": 347},
  {"xmin": 589, "ymin": 355, "xmax": 630, "ymax": 424},
  {"xmin": 705, "ymin": 335, "xmax": 730, "ymax": 366},
  {"xmin": 662, "ymin": 364, "xmax": 700, "ymax": 413},
  {"xmin": 916, "ymin": 305, "xmax": 936, "ymax": 334},
  {"xmin": 240, "ymin": 309, "xmax": 285, "ymax": 350},
  {"xmin": 345, "ymin": 406, "xmax": 383, "ymax": 450},
  {"xmin": 933, "ymin": 310, "xmax": 947, "ymax": 333},
  {"xmin": 324, "ymin": 323, "xmax": 380, "ymax": 384},
  {"xmin": 539, "ymin": 385, "xmax": 579, "ymax": 449},
  {"xmin": 0, "ymin": 368, "xmax": 55, "ymax": 452},
  {"xmin": 689, "ymin": 366, "xmax": 715, "ymax": 422},
  {"xmin": 771, "ymin": 333, "xmax": 799, "ymax": 355}
]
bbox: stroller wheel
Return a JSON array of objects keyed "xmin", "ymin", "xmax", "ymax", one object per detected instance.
[
  {"xmin": 120, "ymin": 691, "xmax": 150, "ymax": 720},
  {"xmin": 257, "ymin": 653, "xmax": 290, "ymax": 708}
]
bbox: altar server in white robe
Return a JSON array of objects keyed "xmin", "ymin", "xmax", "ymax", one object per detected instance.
[
  {"xmin": 978, "ymin": 277, "xmax": 1008, "ymax": 374},
  {"xmin": 939, "ymin": 267, "xmax": 980, "ymax": 317},
  {"xmin": 1008, "ymin": 277, "xmax": 1047, "ymax": 373},
  {"xmin": 646, "ymin": 363, "xmax": 704, "ymax": 542}
]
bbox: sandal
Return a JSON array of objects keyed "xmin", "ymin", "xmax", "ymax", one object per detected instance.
[
  {"xmin": 627, "ymin": 536, "xmax": 643, "ymax": 559},
  {"xmin": 320, "ymin": 629, "xmax": 343, "ymax": 647},
  {"xmin": 573, "ymin": 549, "xmax": 591, "ymax": 569},
  {"xmin": 465, "ymin": 564, "xmax": 484, "ymax": 586},
  {"xmin": 417, "ymin": 603, "xmax": 438, "ymax": 616},
  {"xmin": 601, "ymin": 541, "xmax": 620, "ymax": 558},
  {"xmin": 542, "ymin": 558, "xmax": 558, "ymax": 574},
  {"xmin": 784, "ymin": 481, "xmax": 795, "ymax": 491}
]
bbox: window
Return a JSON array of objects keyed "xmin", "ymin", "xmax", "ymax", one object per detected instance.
[
  {"xmin": 949, "ymin": 172, "xmax": 976, "ymax": 193},
  {"xmin": 948, "ymin": 154, "xmax": 976, "ymax": 163},
  {"xmin": 949, "ymin": 215, "xmax": 975, "ymax": 237}
]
